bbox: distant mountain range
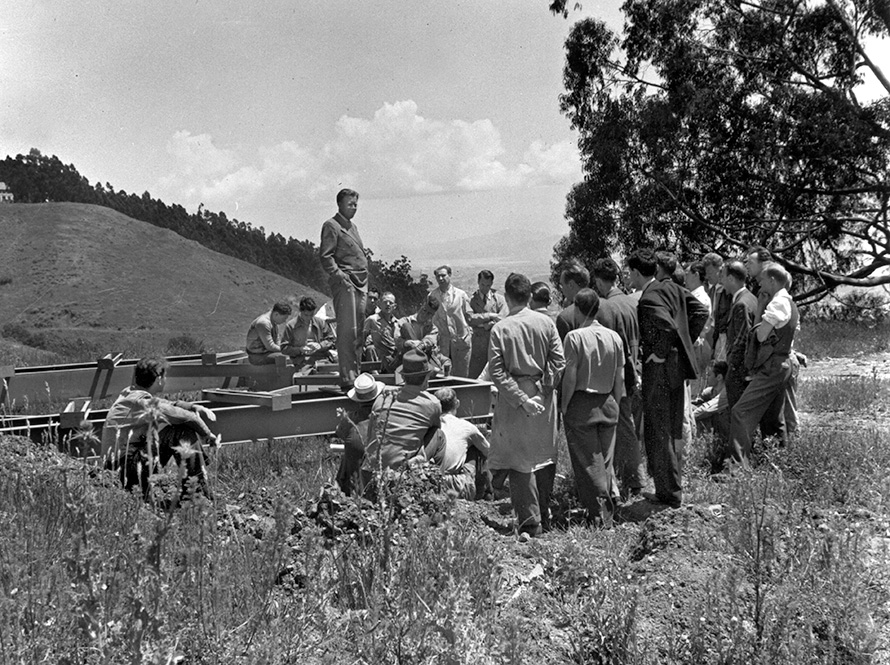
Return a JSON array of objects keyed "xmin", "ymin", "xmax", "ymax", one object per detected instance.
[
  {"xmin": 389, "ymin": 227, "xmax": 562, "ymax": 290},
  {"xmin": 0, "ymin": 203, "xmax": 325, "ymax": 356}
]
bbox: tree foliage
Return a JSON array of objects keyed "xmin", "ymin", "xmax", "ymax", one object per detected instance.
[
  {"xmin": 550, "ymin": 0, "xmax": 890, "ymax": 302},
  {"xmin": 0, "ymin": 150, "xmax": 428, "ymax": 302}
]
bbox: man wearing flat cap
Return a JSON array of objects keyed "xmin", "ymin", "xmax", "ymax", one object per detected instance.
[{"xmin": 363, "ymin": 349, "xmax": 445, "ymax": 473}]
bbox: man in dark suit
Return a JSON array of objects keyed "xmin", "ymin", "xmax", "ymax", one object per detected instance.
[
  {"xmin": 556, "ymin": 261, "xmax": 591, "ymax": 341},
  {"xmin": 592, "ymin": 257, "xmax": 643, "ymax": 498},
  {"xmin": 628, "ymin": 249, "xmax": 709, "ymax": 507},
  {"xmin": 715, "ymin": 260, "xmax": 758, "ymax": 468}
]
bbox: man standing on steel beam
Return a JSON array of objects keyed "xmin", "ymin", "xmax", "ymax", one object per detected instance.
[{"xmin": 319, "ymin": 188, "xmax": 369, "ymax": 388}]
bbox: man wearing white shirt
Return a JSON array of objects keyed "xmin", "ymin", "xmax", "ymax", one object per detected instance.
[
  {"xmin": 728, "ymin": 262, "xmax": 799, "ymax": 466},
  {"xmin": 429, "ymin": 264, "xmax": 474, "ymax": 377}
]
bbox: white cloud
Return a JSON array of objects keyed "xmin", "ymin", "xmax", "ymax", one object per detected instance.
[{"xmin": 155, "ymin": 101, "xmax": 582, "ymax": 211}]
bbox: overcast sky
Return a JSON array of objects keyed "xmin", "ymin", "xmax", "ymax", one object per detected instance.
[
  {"xmin": 3, "ymin": 2, "xmax": 886, "ymax": 262},
  {"xmin": 1, "ymin": 1, "xmax": 628, "ymax": 258}
]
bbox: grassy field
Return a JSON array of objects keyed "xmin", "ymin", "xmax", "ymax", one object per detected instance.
[{"xmin": 1, "ymin": 321, "xmax": 889, "ymax": 663}]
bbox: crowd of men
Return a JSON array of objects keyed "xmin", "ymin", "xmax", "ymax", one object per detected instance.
[{"xmin": 101, "ymin": 187, "xmax": 803, "ymax": 538}]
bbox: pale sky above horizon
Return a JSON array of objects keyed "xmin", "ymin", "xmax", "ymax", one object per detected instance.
[
  {"xmin": 1, "ymin": 0, "xmax": 625, "ymax": 260},
  {"xmin": 2, "ymin": 1, "xmax": 887, "ymax": 262}
]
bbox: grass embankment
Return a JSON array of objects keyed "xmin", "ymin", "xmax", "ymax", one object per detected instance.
[{"xmin": 1, "ymin": 322, "xmax": 889, "ymax": 663}]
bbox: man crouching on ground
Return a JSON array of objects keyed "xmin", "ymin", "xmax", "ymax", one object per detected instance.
[{"xmin": 102, "ymin": 357, "xmax": 220, "ymax": 501}]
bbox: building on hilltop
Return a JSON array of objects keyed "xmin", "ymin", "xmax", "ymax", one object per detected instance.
[{"xmin": 0, "ymin": 182, "xmax": 13, "ymax": 203}]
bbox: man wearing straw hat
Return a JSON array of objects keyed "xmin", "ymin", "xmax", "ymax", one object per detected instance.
[{"xmin": 334, "ymin": 372, "xmax": 386, "ymax": 496}]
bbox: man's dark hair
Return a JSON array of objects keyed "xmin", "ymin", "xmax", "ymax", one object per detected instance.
[
  {"xmin": 560, "ymin": 261, "xmax": 590, "ymax": 288},
  {"xmin": 725, "ymin": 260, "xmax": 747, "ymax": 282},
  {"xmin": 702, "ymin": 252, "xmax": 724, "ymax": 269},
  {"xmin": 435, "ymin": 264, "xmax": 453, "ymax": 276},
  {"xmin": 272, "ymin": 301, "xmax": 293, "ymax": 316},
  {"xmin": 336, "ymin": 188, "xmax": 359, "ymax": 204},
  {"xmin": 688, "ymin": 261, "xmax": 706, "ymax": 283},
  {"xmin": 530, "ymin": 282, "xmax": 552, "ymax": 307},
  {"xmin": 504, "ymin": 272, "xmax": 531, "ymax": 304},
  {"xmin": 593, "ymin": 257, "xmax": 620, "ymax": 283},
  {"xmin": 656, "ymin": 251, "xmax": 678, "ymax": 277},
  {"xmin": 299, "ymin": 296, "xmax": 316, "ymax": 312},
  {"xmin": 134, "ymin": 357, "xmax": 166, "ymax": 389},
  {"xmin": 434, "ymin": 387, "xmax": 459, "ymax": 414},
  {"xmin": 368, "ymin": 287, "xmax": 380, "ymax": 297},
  {"xmin": 671, "ymin": 265, "xmax": 686, "ymax": 286},
  {"xmin": 574, "ymin": 288, "xmax": 601, "ymax": 318},
  {"xmin": 477, "ymin": 269, "xmax": 494, "ymax": 282},
  {"xmin": 627, "ymin": 249, "xmax": 657, "ymax": 277},
  {"xmin": 747, "ymin": 245, "xmax": 772, "ymax": 263},
  {"xmin": 712, "ymin": 360, "xmax": 729, "ymax": 379}
]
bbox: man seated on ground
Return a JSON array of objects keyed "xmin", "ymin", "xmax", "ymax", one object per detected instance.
[
  {"xmin": 281, "ymin": 296, "xmax": 336, "ymax": 371},
  {"xmin": 362, "ymin": 349, "xmax": 445, "ymax": 476},
  {"xmin": 363, "ymin": 291, "xmax": 400, "ymax": 373},
  {"xmin": 246, "ymin": 301, "xmax": 292, "ymax": 365},
  {"xmin": 428, "ymin": 387, "xmax": 491, "ymax": 500},
  {"xmin": 397, "ymin": 295, "xmax": 452, "ymax": 376},
  {"xmin": 101, "ymin": 357, "xmax": 219, "ymax": 500},
  {"xmin": 334, "ymin": 372, "xmax": 385, "ymax": 496}
]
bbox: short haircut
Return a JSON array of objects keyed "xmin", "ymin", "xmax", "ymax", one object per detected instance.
[
  {"xmin": 434, "ymin": 264, "xmax": 452, "ymax": 276},
  {"xmin": 560, "ymin": 261, "xmax": 590, "ymax": 288},
  {"xmin": 504, "ymin": 272, "xmax": 531, "ymax": 304},
  {"xmin": 368, "ymin": 287, "xmax": 380, "ymax": 297},
  {"xmin": 593, "ymin": 257, "xmax": 620, "ymax": 283},
  {"xmin": 530, "ymin": 282, "xmax": 552, "ymax": 307},
  {"xmin": 134, "ymin": 357, "xmax": 166, "ymax": 389},
  {"xmin": 477, "ymin": 269, "xmax": 494, "ymax": 282},
  {"xmin": 434, "ymin": 387, "xmax": 459, "ymax": 414},
  {"xmin": 299, "ymin": 296, "xmax": 317, "ymax": 312},
  {"xmin": 725, "ymin": 260, "xmax": 747, "ymax": 282},
  {"xmin": 671, "ymin": 264, "xmax": 686, "ymax": 287},
  {"xmin": 747, "ymin": 245, "xmax": 772, "ymax": 263},
  {"xmin": 424, "ymin": 294, "xmax": 440, "ymax": 310},
  {"xmin": 687, "ymin": 261, "xmax": 706, "ymax": 282},
  {"xmin": 381, "ymin": 291, "xmax": 396, "ymax": 303},
  {"xmin": 712, "ymin": 360, "xmax": 729, "ymax": 379},
  {"xmin": 627, "ymin": 249, "xmax": 657, "ymax": 277},
  {"xmin": 574, "ymin": 288, "xmax": 601, "ymax": 318},
  {"xmin": 336, "ymin": 188, "xmax": 359, "ymax": 204},
  {"xmin": 762, "ymin": 262, "xmax": 789, "ymax": 287},
  {"xmin": 272, "ymin": 301, "xmax": 293, "ymax": 316},
  {"xmin": 702, "ymin": 253, "xmax": 724, "ymax": 269},
  {"xmin": 656, "ymin": 251, "xmax": 678, "ymax": 276}
]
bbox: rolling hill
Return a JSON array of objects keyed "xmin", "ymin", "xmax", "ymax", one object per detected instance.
[{"xmin": 0, "ymin": 203, "xmax": 327, "ymax": 359}]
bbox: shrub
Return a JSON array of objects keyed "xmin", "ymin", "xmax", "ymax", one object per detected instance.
[{"xmin": 165, "ymin": 334, "xmax": 205, "ymax": 356}]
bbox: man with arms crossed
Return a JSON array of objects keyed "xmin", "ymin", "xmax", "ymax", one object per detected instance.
[
  {"xmin": 488, "ymin": 273, "xmax": 565, "ymax": 538},
  {"xmin": 319, "ymin": 188, "xmax": 369, "ymax": 387}
]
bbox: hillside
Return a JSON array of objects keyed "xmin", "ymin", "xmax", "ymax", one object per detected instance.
[{"xmin": 0, "ymin": 203, "xmax": 326, "ymax": 355}]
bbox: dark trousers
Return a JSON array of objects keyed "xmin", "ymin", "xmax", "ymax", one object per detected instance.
[
  {"xmin": 502, "ymin": 464, "xmax": 556, "ymax": 535},
  {"xmin": 641, "ymin": 358, "xmax": 685, "ymax": 507},
  {"xmin": 247, "ymin": 351, "xmax": 287, "ymax": 366},
  {"xmin": 120, "ymin": 424, "xmax": 212, "ymax": 501},
  {"xmin": 729, "ymin": 356, "xmax": 792, "ymax": 465},
  {"xmin": 331, "ymin": 280, "xmax": 367, "ymax": 385},
  {"xmin": 564, "ymin": 392, "xmax": 619, "ymax": 525},
  {"xmin": 614, "ymin": 392, "xmax": 644, "ymax": 491}
]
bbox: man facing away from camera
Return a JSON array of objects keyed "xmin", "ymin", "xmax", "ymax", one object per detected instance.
[
  {"xmin": 561, "ymin": 288, "xmax": 624, "ymax": 528},
  {"xmin": 488, "ymin": 272, "xmax": 565, "ymax": 539}
]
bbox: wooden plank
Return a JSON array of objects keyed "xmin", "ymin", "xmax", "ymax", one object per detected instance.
[{"xmin": 201, "ymin": 389, "xmax": 292, "ymax": 411}]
